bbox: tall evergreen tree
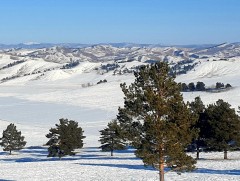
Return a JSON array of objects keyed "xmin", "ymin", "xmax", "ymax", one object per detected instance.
[
  {"xmin": 189, "ymin": 97, "xmax": 209, "ymax": 159},
  {"xmin": 0, "ymin": 123, "xmax": 26, "ymax": 155},
  {"xmin": 99, "ymin": 119, "xmax": 126, "ymax": 156},
  {"xmin": 119, "ymin": 62, "xmax": 197, "ymax": 181},
  {"xmin": 46, "ymin": 118, "xmax": 85, "ymax": 158},
  {"xmin": 206, "ymin": 99, "xmax": 240, "ymax": 159}
]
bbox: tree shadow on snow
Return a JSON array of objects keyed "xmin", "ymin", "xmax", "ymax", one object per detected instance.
[
  {"xmin": 79, "ymin": 154, "xmax": 139, "ymax": 161},
  {"xmin": 78, "ymin": 163, "xmax": 156, "ymax": 171},
  {"xmin": 82, "ymin": 147, "xmax": 101, "ymax": 153},
  {"xmin": 0, "ymin": 156, "xmax": 57, "ymax": 162},
  {"xmin": 195, "ymin": 168, "xmax": 240, "ymax": 176},
  {"xmin": 0, "ymin": 155, "xmax": 88, "ymax": 163},
  {"xmin": 0, "ymin": 146, "xmax": 138, "ymax": 163},
  {"xmin": 0, "ymin": 146, "xmax": 81, "ymax": 162},
  {"xmin": 0, "ymin": 152, "xmax": 8, "ymax": 155},
  {"xmin": 82, "ymin": 146, "xmax": 136, "ymax": 154},
  {"xmin": 18, "ymin": 146, "xmax": 48, "ymax": 156}
]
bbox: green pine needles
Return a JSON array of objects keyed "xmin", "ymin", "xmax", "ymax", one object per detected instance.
[
  {"xmin": 46, "ymin": 118, "xmax": 85, "ymax": 158},
  {"xmin": 99, "ymin": 119, "xmax": 126, "ymax": 156},
  {"xmin": 0, "ymin": 123, "xmax": 26, "ymax": 155},
  {"xmin": 118, "ymin": 62, "xmax": 197, "ymax": 181},
  {"xmin": 206, "ymin": 99, "xmax": 240, "ymax": 159}
]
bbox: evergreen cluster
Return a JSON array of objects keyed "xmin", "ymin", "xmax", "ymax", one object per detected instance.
[
  {"xmin": 189, "ymin": 97, "xmax": 240, "ymax": 160},
  {"xmin": 61, "ymin": 61, "xmax": 80, "ymax": 69},
  {"xmin": 179, "ymin": 81, "xmax": 232, "ymax": 92},
  {"xmin": 0, "ymin": 60, "xmax": 25, "ymax": 70},
  {"xmin": 169, "ymin": 59, "xmax": 197, "ymax": 75},
  {"xmin": 97, "ymin": 79, "xmax": 107, "ymax": 84}
]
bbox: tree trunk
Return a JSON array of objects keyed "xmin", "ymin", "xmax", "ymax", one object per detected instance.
[
  {"xmin": 159, "ymin": 161, "xmax": 164, "ymax": 181},
  {"xmin": 159, "ymin": 144, "xmax": 164, "ymax": 181},
  {"xmin": 196, "ymin": 146, "xmax": 200, "ymax": 160},
  {"xmin": 9, "ymin": 150, "xmax": 12, "ymax": 155},
  {"xmin": 111, "ymin": 137, "xmax": 113, "ymax": 156},
  {"xmin": 224, "ymin": 150, "xmax": 227, "ymax": 159}
]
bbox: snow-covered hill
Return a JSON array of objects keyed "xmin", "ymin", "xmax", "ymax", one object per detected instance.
[
  {"xmin": 0, "ymin": 42, "xmax": 240, "ymax": 133},
  {"xmin": 1, "ymin": 43, "xmax": 240, "ymax": 180},
  {"xmin": 0, "ymin": 42, "xmax": 240, "ymax": 136},
  {"xmin": 0, "ymin": 44, "xmax": 191, "ymax": 85},
  {"xmin": 192, "ymin": 42, "xmax": 240, "ymax": 58}
]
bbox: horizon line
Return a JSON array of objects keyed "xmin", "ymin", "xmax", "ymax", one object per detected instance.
[{"xmin": 1, "ymin": 41, "xmax": 238, "ymax": 46}]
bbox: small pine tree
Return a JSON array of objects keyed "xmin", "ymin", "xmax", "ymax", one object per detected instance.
[
  {"xmin": 179, "ymin": 83, "xmax": 188, "ymax": 92},
  {"xmin": 216, "ymin": 82, "xmax": 224, "ymax": 89},
  {"xmin": 0, "ymin": 123, "xmax": 26, "ymax": 155},
  {"xmin": 99, "ymin": 119, "xmax": 126, "ymax": 156},
  {"xmin": 206, "ymin": 99, "xmax": 240, "ymax": 159},
  {"xmin": 46, "ymin": 118, "xmax": 85, "ymax": 158},
  {"xmin": 196, "ymin": 82, "xmax": 205, "ymax": 91},
  {"xmin": 225, "ymin": 83, "xmax": 232, "ymax": 88},
  {"xmin": 188, "ymin": 82, "xmax": 195, "ymax": 91},
  {"xmin": 189, "ymin": 97, "xmax": 209, "ymax": 159}
]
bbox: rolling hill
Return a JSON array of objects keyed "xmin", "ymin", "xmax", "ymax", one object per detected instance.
[{"xmin": 0, "ymin": 43, "xmax": 240, "ymax": 180}]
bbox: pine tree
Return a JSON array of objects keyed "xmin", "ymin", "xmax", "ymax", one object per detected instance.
[
  {"xmin": 189, "ymin": 97, "xmax": 209, "ymax": 159},
  {"xmin": 179, "ymin": 82, "xmax": 188, "ymax": 92},
  {"xmin": 119, "ymin": 62, "xmax": 197, "ymax": 181},
  {"xmin": 99, "ymin": 119, "xmax": 126, "ymax": 156},
  {"xmin": 46, "ymin": 118, "xmax": 85, "ymax": 158},
  {"xmin": 0, "ymin": 123, "xmax": 26, "ymax": 155},
  {"xmin": 216, "ymin": 82, "xmax": 224, "ymax": 89},
  {"xmin": 188, "ymin": 82, "xmax": 195, "ymax": 91},
  {"xmin": 196, "ymin": 82, "xmax": 205, "ymax": 91},
  {"xmin": 225, "ymin": 83, "xmax": 232, "ymax": 88},
  {"xmin": 206, "ymin": 99, "xmax": 240, "ymax": 159}
]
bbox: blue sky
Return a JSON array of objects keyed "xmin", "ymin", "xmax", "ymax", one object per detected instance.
[{"xmin": 1, "ymin": 0, "xmax": 240, "ymax": 45}]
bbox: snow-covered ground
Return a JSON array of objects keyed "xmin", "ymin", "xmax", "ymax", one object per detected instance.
[
  {"xmin": 176, "ymin": 58, "xmax": 240, "ymax": 109},
  {"xmin": 1, "ymin": 48, "xmax": 240, "ymax": 180},
  {"xmin": 1, "ymin": 146, "xmax": 240, "ymax": 181}
]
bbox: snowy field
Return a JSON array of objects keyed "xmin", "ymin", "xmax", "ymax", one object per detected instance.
[
  {"xmin": 1, "ymin": 147, "xmax": 240, "ymax": 181},
  {"xmin": 1, "ymin": 56, "xmax": 240, "ymax": 180}
]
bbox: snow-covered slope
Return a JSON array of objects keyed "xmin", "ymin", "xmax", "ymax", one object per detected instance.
[
  {"xmin": 192, "ymin": 42, "xmax": 240, "ymax": 58},
  {"xmin": 1, "ymin": 43, "xmax": 240, "ymax": 180},
  {"xmin": 176, "ymin": 58, "xmax": 240, "ymax": 109},
  {"xmin": 0, "ymin": 43, "xmax": 240, "ymax": 140},
  {"xmin": 0, "ymin": 43, "xmax": 240, "ymax": 136}
]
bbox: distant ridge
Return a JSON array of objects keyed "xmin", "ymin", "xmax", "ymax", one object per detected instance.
[{"xmin": 0, "ymin": 42, "xmax": 222, "ymax": 50}]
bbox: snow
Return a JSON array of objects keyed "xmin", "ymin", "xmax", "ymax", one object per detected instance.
[
  {"xmin": 178, "ymin": 59, "xmax": 240, "ymax": 79},
  {"xmin": 1, "ymin": 146, "xmax": 240, "ymax": 180},
  {"xmin": 176, "ymin": 59, "xmax": 240, "ymax": 109},
  {"xmin": 0, "ymin": 47, "xmax": 240, "ymax": 180},
  {"xmin": 23, "ymin": 42, "xmax": 40, "ymax": 45}
]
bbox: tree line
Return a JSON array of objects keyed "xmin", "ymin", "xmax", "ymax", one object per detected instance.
[
  {"xmin": 1, "ymin": 62, "xmax": 240, "ymax": 181},
  {"xmin": 179, "ymin": 81, "xmax": 232, "ymax": 92}
]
